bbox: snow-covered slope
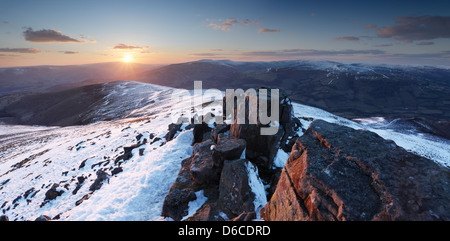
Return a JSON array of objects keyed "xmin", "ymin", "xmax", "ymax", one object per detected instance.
[
  {"xmin": 0, "ymin": 81, "xmax": 211, "ymax": 221},
  {"xmin": 0, "ymin": 81, "xmax": 448, "ymax": 221}
]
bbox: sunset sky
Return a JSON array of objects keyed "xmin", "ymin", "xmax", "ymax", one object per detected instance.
[{"xmin": 1, "ymin": 0, "xmax": 449, "ymax": 67}]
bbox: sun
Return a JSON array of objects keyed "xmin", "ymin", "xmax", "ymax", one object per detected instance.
[{"xmin": 123, "ymin": 54, "xmax": 133, "ymax": 63}]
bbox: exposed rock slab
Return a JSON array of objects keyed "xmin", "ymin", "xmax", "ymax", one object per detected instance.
[{"xmin": 261, "ymin": 120, "xmax": 450, "ymax": 221}]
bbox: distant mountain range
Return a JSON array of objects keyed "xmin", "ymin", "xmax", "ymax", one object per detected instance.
[
  {"xmin": 1, "ymin": 59, "xmax": 449, "ymax": 139},
  {"xmin": 0, "ymin": 62, "xmax": 161, "ymax": 96}
]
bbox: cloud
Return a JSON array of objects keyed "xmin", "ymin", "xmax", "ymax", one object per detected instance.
[
  {"xmin": 0, "ymin": 48, "xmax": 41, "ymax": 54},
  {"xmin": 209, "ymin": 18, "xmax": 237, "ymax": 31},
  {"xmin": 79, "ymin": 35, "xmax": 96, "ymax": 43},
  {"xmin": 113, "ymin": 44, "xmax": 144, "ymax": 50},
  {"xmin": 334, "ymin": 36, "xmax": 360, "ymax": 41},
  {"xmin": 60, "ymin": 51, "xmax": 79, "ymax": 54},
  {"xmin": 0, "ymin": 54, "xmax": 19, "ymax": 57},
  {"xmin": 373, "ymin": 43, "xmax": 393, "ymax": 47},
  {"xmin": 23, "ymin": 28, "xmax": 84, "ymax": 43},
  {"xmin": 2, "ymin": 20, "xmax": 9, "ymax": 24},
  {"xmin": 369, "ymin": 16, "xmax": 450, "ymax": 42},
  {"xmin": 416, "ymin": 41, "xmax": 434, "ymax": 46},
  {"xmin": 242, "ymin": 19, "xmax": 260, "ymax": 25},
  {"xmin": 258, "ymin": 28, "xmax": 280, "ymax": 33},
  {"xmin": 209, "ymin": 18, "xmax": 259, "ymax": 31}
]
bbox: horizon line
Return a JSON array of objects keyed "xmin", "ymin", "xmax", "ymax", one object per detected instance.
[{"xmin": 0, "ymin": 58, "xmax": 449, "ymax": 70}]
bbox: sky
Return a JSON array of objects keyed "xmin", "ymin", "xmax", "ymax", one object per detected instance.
[{"xmin": 0, "ymin": 0, "xmax": 450, "ymax": 67}]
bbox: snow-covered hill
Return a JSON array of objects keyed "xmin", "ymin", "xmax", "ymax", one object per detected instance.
[{"xmin": 0, "ymin": 81, "xmax": 448, "ymax": 221}]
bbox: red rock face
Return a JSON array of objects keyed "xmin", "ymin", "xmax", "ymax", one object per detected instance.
[{"xmin": 261, "ymin": 120, "xmax": 450, "ymax": 221}]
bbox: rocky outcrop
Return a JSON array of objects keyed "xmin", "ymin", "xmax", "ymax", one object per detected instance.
[
  {"xmin": 261, "ymin": 120, "xmax": 450, "ymax": 221},
  {"xmin": 162, "ymin": 134, "xmax": 248, "ymax": 221},
  {"xmin": 162, "ymin": 89, "xmax": 302, "ymax": 221},
  {"xmin": 228, "ymin": 87, "xmax": 301, "ymax": 170}
]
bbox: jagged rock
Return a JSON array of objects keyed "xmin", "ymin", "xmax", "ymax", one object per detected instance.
[
  {"xmin": 111, "ymin": 167, "xmax": 123, "ymax": 175},
  {"xmin": 164, "ymin": 123, "xmax": 182, "ymax": 141},
  {"xmin": 214, "ymin": 135, "xmax": 246, "ymax": 161},
  {"xmin": 261, "ymin": 120, "xmax": 450, "ymax": 221},
  {"xmin": 89, "ymin": 170, "xmax": 110, "ymax": 192},
  {"xmin": 115, "ymin": 143, "xmax": 145, "ymax": 165},
  {"xmin": 150, "ymin": 137, "xmax": 162, "ymax": 144},
  {"xmin": 122, "ymin": 144, "xmax": 139, "ymax": 160},
  {"xmin": 190, "ymin": 139, "xmax": 219, "ymax": 185},
  {"xmin": 34, "ymin": 215, "xmax": 51, "ymax": 221},
  {"xmin": 218, "ymin": 159, "xmax": 255, "ymax": 219},
  {"xmin": 162, "ymin": 135, "xmax": 247, "ymax": 220},
  {"xmin": 77, "ymin": 175, "xmax": 85, "ymax": 184},
  {"xmin": 161, "ymin": 188, "xmax": 197, "ymax": 221},
  {"xmin": 212, "ymin": 124, "xmax": 230, "ymax": 143},
  {"xmin": 72, "ymin": 175, "xmax": 85, "ymax": 195},
  {"xmin": 190, "ymin": 136, "xmax": 247, "ymax": 186},
  {"xmin": 44, "ymin": 184, "xmax": 64, "ymax": 201},
  {"xmin": 75, "ymin": 194, "xmax": 90, "ymax": 206},
  {"xmin": 228, "ymin": 87, "xmax": 300, "ymax": 169}
]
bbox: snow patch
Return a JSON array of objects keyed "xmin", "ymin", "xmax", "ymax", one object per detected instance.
[
  {"xmin": 245, "ymin": 161, "xmax": 267, "ymax": 219},
  {"xmin": 182, "ymin": 190, "xmax": 208, "ymax": 220},
  {"xmin": 273, "ymin": 149, "xmax": 290, "ymax": 168}
]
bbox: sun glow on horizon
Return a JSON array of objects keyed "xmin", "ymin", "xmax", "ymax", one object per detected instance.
[{"xmin": 123, "ymin": 54, "xmax": 133, "ymax": 63}]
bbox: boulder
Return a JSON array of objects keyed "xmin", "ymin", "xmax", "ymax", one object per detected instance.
[
  {"xmin": 89, "ymin": 170, "xmax": 110, "ymax": 192},
  {"xmin": 164, "ymin": 123, "xmax": 182, "ymax": 141},
  {"xmin": 261, "ymin": 120, "xmax": 450, "ymax": 221},
  {"xmin": 161, "ymin": 187, "xmax": 196, "ymax": 221},
  {"xmin": 214, "ymin": 135, "xmax": 246, "ymax": 161},
  {"xmin": 218, "ymin": 159, "xmax": 255, "ymax": 218},
  {"xmin": 44, "ymin": 184, "xmax": 64, "ymax": 201},
  {"xmin": 0, "ymin": 215, "xmax": 9, "ymax": 221},
  {"xmin": 191, "ymin": 136, "xmax": 247, "ymax": 185},
  {"xmin": 34, "ymin": 215, "xmax": 51, "ymax": 221},
  {"xmin": 190, "ymin": 139, "xmax": 220, "ymax": 185}
]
